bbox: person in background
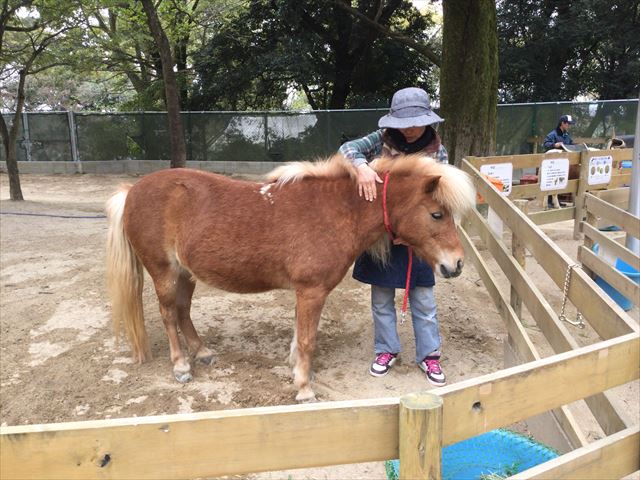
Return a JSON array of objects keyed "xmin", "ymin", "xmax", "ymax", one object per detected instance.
[
  {"xmin": 338, "ymin": 87, "xmax": 448, "ymax": 387},
  {"xmin": 543, "ymin": 114, "xmax": 575, "ymax": 150},
  {"xmin": 543, "ymin": 114, "xmax": 576, "ymax": 208}
]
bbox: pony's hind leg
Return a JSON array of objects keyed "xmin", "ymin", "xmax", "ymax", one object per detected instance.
[
  {"xmin": 151, "ymin": 266, "xmax": 193, "ymax": 383},
  {"xmin": 288, "ymin": 306, "xmax": 297, "ymax": 367},
  {"xmin": 292, "ymin": 288, "xmax": 328, "ymax": 403},
  {"xmin": 175, "ymin": 273, "xmax": 215, "ymax": 366}
]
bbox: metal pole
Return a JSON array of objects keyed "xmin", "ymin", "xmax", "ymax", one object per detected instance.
[
  {"xmin": 21, "ymin": 111, "xmax": 32, "ymax": 162},
  {"xmin": 67, "ymin": 111, "xmax": 79, "ymax": 163},
  {"xmin": 626, "ymin": 93, "xmax": 640, "ymax": 255}
]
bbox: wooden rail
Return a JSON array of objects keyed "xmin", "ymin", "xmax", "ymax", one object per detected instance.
[
  {"xmin": 579, "ymin": 191, "xmax": 640, "ymax": 313},
  {"xmin": 1, "ymin": 334, "xmax": 637, "ymax": 480},
  {"xmin": 467, "ymin": 148, "xmax": 633, "ymax": 229},
  {"xmin": 463, "ymin": 160, "xmax": 638, "ymax": 339},
  {"xmin": 527, "ymin": 136, "xmax": 608, "ymax": 154}
]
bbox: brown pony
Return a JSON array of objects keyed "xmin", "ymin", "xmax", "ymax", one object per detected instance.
[{"xmin": 105, "ymin": 154, "xmax": 475, "ymax": 402}]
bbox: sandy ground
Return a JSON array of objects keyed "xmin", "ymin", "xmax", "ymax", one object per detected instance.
[{"xmin": 0, "ymin": 172, "xmax": 638, "ymax": 480}]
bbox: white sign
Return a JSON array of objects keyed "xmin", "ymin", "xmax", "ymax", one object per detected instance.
[
  {"xmin": 588, "ymin": 155, "xmax": 613, "ymax": 185},
  {"xmin": 539, "ymin": 158, "xmax": 570, "ymax": 191},
  {"xmin": 480, "ymin": 163, "xmax": 513, "ymax": 195}
]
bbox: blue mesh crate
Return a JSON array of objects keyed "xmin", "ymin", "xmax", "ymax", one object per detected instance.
[{"xmin": 385, "ymin": 429, "xmax": 558, "ymax": 480}]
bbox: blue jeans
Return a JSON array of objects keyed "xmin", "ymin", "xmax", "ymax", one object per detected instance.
[{"xmin": 371, "ymin": 285, "xmax": 441, "ymax": 364}]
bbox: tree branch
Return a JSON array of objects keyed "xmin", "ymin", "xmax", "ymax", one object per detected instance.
[
  {"xmin": 331, "ymin": 0, "xmax": 441, "ymax": 66},
  {"xmin": 5, "ymin": 23, "xmax": 41, "ymax": 32}
]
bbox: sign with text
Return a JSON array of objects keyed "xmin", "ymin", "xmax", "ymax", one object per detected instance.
[
  {"xmin": 480, "ymin": 163, "xmax": 513, "ymax": 195},
  {"xmin": 588, "ymin": 155, "xmax": 613, "ymax": 185},
  {"xmin": 539, "ymin": 158, "xmax": 570, "ymax": 191}
]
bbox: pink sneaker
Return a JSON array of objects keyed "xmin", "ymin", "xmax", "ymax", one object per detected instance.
[
  {"xmin": 370, "ymin": 352, "xmax": 397, "ymax": 377},
  {"xmin": 419, "ymin": 356, "xmax": 446, "ymax": 386}
]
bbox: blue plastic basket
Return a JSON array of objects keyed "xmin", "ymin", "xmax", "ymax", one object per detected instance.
[
  {"xmin": 385, "ymin": 429, "xmax": 558, "ymax": 480},
  {"xmin": 592, "ymin": 244, "xmax": 639, "ymax": 311}
]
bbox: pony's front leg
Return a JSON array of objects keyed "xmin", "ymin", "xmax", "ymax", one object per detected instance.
[{"xmin": 292, "ymin": 288, "xmax": 328, "ymax": 403}]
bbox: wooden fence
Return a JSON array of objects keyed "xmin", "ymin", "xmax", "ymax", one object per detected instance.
[
  {"xmin": 1, "ymin": 158, "xmax": 639, "ymax": 479},
  {"xmin": 1, "ymin": 334, "xmax": 637, "ymax": 479},
  {"xmin": 467, "ymin": 148, "xmax": 633, "ymax": 235},
  {"xmin": 579, "ymin": 188, "xmax": 640, "ymax": 310},
  {"xmin": 526, "ymin": 136, "xmax": 608, "ymax": 153}
]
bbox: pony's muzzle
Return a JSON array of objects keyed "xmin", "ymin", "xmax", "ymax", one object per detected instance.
[{"xmin": 440, "ymin": 259, "xmax": 463, "ymax": 278}]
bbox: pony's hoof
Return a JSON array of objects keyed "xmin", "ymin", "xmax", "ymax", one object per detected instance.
[
  {"xmin": 295, "ymin": 388, "xmax": 317, "ymax": 403},
  {"xmin": 174, "ymin": 371, "xmax": 193, "ymax": 383},
  {"xmin": 196, "ymin": 354, "xmax": 216, "ymax": 366},
  {"xmin": 296, "ymin": 395, "xmax": 318, "ymax": 404}
]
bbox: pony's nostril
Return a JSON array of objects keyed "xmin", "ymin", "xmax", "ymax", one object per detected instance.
[
  {"xmin": 457, "ymin": 259, "xmax": 464, "ymax": 271},
  {"xmin": 440, "ymin": 264, "xmax": 449, "ymax": 277}
]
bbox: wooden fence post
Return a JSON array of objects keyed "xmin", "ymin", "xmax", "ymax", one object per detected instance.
[
  {"xmin": 510, "ymin": 199, "xmax": 529, "ymax": 318},
  {"xmin": 399, "ymin": 392, "xmax": 443, "ymax": 480},
  {"xmin": 573, "ymin": 150, "xmax": 591, "ymax": 239}
]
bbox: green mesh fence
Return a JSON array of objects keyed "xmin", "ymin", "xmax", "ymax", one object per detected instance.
[{"xmin": 1, "ymin": 100, "xmax": 636, "ymax": 163}]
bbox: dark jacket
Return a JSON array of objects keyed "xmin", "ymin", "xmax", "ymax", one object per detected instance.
[
  {"xmin": 353, "ymin": 245, "xmax": 435, "ymax": 288},
  {"xmin": 543, "ymin": 128, "xmax": 574, "ymax": 150}
]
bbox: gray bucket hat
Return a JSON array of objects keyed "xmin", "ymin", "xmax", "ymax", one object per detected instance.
[{"xmin": 378, "ymin": 87, "xmax": 444, "ymax": 129}]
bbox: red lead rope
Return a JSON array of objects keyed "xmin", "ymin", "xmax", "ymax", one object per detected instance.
[{"xmin": 382, "ymin": 172, "xmax": 413, "ymax": 323}]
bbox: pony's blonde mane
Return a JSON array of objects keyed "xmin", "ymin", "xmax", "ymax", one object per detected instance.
[
  {"xmin": 265, "ymin": 154, "xmax": 357, "ymax": 184},
  {"xmin": 371, "ymin": 154, "xmax": 476, "ymax": 217}
]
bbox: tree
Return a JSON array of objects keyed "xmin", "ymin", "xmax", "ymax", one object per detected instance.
[
  {"xmin": 193, "ymin": 0, "xmax": 441, "ymax": 110},
  {"xmin": 498, "ymin": 0, "xmax": 640, "ymax": 102},
  {"xmin": 140, "ymin": 0, "xmax": 186, "ymax": 168},
  {"xmin": 1, "ymin": 0, "xmax": 79, "ymax": 200},
  {"xmin": 71, "ymin": 0, "xmax": 214, "ymax": 111},
  {"xmin": 440, "ymin": 0, "xmax": 499, "ymax": 165}
]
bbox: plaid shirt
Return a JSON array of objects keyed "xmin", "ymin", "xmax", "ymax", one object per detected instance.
[{"xmin": 339, "ymin": 129, "xmax": 449, "ymax": 166}]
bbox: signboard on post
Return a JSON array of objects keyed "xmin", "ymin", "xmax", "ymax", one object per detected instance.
[
  {"xmin": 587, "ymin": 155, "xmax": 613, "ymax": 185},
  {"xmin": 480, "ymin": 163, "xmax": 513, "ymax": 195},
  {"xmin": 540, "ymin": 158, "xmax": 569, "ymax": 191}
]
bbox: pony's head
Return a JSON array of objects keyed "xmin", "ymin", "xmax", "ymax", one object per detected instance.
[{"xmin": 371, "ymin": 154, "xmax": 475, "ymax": 278}]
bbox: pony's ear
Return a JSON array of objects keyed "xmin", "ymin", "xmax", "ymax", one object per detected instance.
[{"xmin": 424, "ymin": 175, "xmax": 442, "ymax": 194}]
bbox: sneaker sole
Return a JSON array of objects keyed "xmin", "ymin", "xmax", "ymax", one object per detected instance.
[{"xmin": 426, "ymin": 378, "xmax": 446, "ymax": 387}]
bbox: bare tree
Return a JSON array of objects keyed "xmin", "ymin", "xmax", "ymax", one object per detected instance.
[
  {"xmin": 1, "ymin": 0, "xmax": 75, "ymax": 200},
  {"xmin": 140, "ymin": 0, "xmax": 186, "ymax": 168}
]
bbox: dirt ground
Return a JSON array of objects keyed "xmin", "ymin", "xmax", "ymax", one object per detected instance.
[{"xmin": 1, "ymin": 172, "xmax": 638, "ymax": 480}]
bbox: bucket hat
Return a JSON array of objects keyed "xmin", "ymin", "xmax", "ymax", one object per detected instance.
[{"xmin": 378, "ymin": 87, "xmax": 444, "ymax": 129}]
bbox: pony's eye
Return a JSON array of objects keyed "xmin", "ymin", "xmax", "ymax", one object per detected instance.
[{"xmin": 431, "ymin": 212, "xmax": 443, "ymax": 220}]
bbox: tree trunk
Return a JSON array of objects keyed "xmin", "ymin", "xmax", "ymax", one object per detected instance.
[
  {"xmin": 440, "ymin": 0, "xmax": 498, "ymax": 166},
  {"xmin": 141, "ymin": 0, "xmax": 187, "ymax": 168},
  {"xmin": 0, "ymin": 70, "xmax": 26, "ymax": 201}
]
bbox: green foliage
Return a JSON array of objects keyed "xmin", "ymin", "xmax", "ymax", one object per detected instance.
[
  {"xmin": 191, "ymin": 0, "xmax": 440, "ymax": 111},
  {"xmin": 1, "ymin": 0, "xmax": 83, "ymax": 97},
  {"xmin": 498, "ymin": 0, "xmax": 640, "ymax": 101}
]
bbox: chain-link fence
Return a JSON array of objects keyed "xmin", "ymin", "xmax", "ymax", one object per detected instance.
[{"xmin": 2, "ymin": 99, "xmax": 636, "ymax": 163}]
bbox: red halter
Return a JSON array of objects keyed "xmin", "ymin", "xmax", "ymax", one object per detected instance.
[{"xmin": 382, "ymin": 171, "xmax": 413, "ymax": 323}]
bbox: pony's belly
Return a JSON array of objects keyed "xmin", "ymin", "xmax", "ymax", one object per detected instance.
[{"xmin": 191, "ymin": 269, "xmax": 290, "ymax": 294}]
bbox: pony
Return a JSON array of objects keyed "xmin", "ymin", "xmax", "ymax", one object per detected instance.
[{"xmin": 105, "ymin": 154, "xmax": 475, "ymax": 402}]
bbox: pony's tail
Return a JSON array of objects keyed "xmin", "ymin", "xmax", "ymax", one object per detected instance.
[{"xmin": 105, "ymin": 186, "xmax": 151, "ymax": 363}]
